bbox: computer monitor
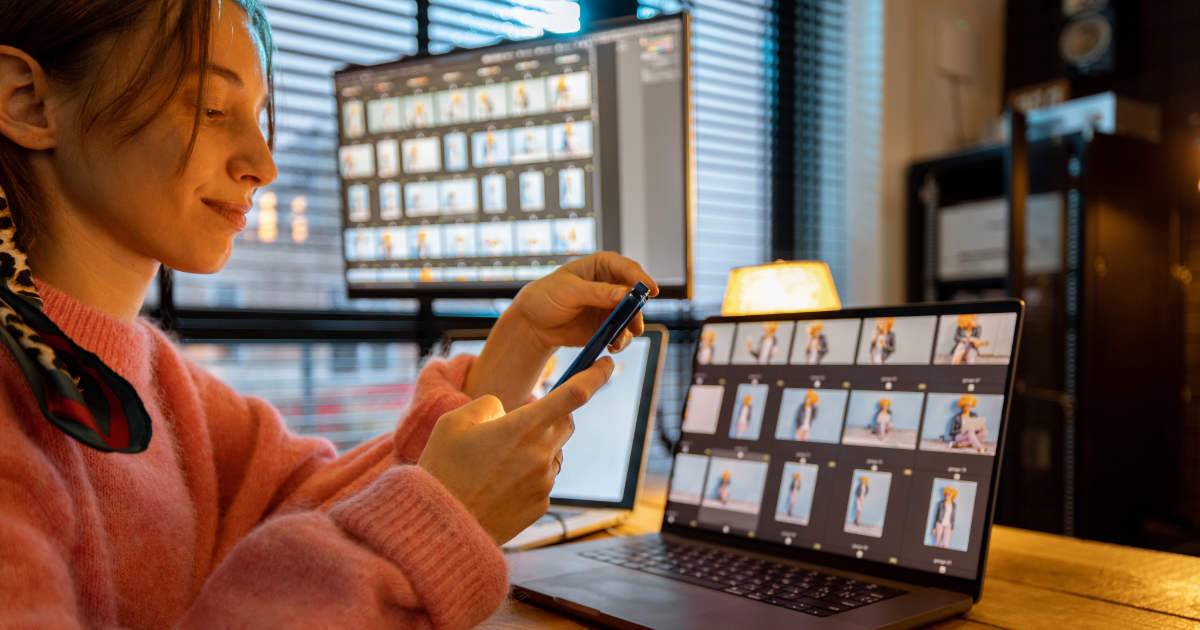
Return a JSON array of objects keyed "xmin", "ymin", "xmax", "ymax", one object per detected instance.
[{"xmin": 334, "ymin": 14, "xmax": 693, "ymax": 299}]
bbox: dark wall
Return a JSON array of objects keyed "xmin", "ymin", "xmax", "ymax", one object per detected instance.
[
  {"xmin": 1005, "ymin": 0, "xmax": 1200, "ymax": 178},
  {"xmin": 1005, "ymin": 0, "xmax": 1200, "ymax": 547},
  {"xmin": 1005, "ymin": 1, "xmax": 1200, "ymax": 120}
]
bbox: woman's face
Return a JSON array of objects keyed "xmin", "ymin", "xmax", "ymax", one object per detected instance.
[{"xmin": 51, "ymin": 3, "xmax": 275, "ymax": 273}]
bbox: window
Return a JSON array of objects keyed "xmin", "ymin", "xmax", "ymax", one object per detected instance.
[
  {"xmin": 369, "ymin": 343, "xmax": 391, "ymax": 370},
  {"xmin": 182, "ymin": 341, "xmax": 421, "ymax": 452},
  {"xmin": 792, "ymin": 0, "xmax": 883, "ymax": 299},
  {"xmin": 428, "ymin": 0, "xmax": 582, "ymax": 53},
  {"xmin": 330, "ymin": 343, "xmax": 359, "ymax": 373},
  {"xmin": 639, "ymin": 0, "xmax": 774, "ymax": 311}
]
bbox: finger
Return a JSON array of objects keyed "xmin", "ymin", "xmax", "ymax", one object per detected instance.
[
  {"xmin": 590, "ymin": 252, "xmax": 660, "ymax": 297},
  {"xmin": 513, "ymin": 357, "xmax": 614, "ymax": 428},
  {"xmin": 547, "ymin": 414, "xmax": 575, "ymax": 451},
  {"xmin": 558, "ymin": 273, "xmax": 631, "ymax": 311},
  {"xmin": 608, "ymin": 328, "xmax": 634, "ymax": 353},
  {"xmin": 449, "ymin": 394, "xmax": 507, "ymax": 427},
  {"xmin": 628, "ymin": 312, "xmax": 646, "ymax": 337}
]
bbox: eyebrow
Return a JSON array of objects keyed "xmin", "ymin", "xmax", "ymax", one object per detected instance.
[
  {"xmin": 205, "ymin": 64, "xmax": 245, "ymax": 88},
  {"xmin": 190, "ymin": 64, "xmax": 269, "ymax": 113}
]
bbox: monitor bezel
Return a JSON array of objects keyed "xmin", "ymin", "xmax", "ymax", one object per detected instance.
[
  {"xmin": 439, "ymin": 324, "xmax": 669, "ymax": 510},
  {"xmin": 660, "ymin": 299, "xmax": 1024, "ymax": 601},
  {"xmin": 335, "ymin": 13, "xmax": 694, "ymax": 300}
]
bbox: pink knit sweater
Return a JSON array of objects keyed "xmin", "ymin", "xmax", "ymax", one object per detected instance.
[{"xmin": 0, "ymin": 282, "xmax": 507, "ymax": 629}]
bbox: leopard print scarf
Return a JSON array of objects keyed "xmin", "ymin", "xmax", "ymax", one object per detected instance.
[{"xmin": 0, "ymin": 185, "xmax": 151, "ymax": 453}]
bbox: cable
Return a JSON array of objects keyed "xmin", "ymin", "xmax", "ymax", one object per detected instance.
[{"xmin": 542, "ymin": 509, "xmax": 571, "ymax": 543}]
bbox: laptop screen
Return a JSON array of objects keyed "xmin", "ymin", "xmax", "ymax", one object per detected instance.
[
  {"xmin": 445, "ymin": 334, "xmax": 657, "ymax": 504},
  {"xmin": 664, "ymin": 303, "xmax": 1021, "ymax": 581}
]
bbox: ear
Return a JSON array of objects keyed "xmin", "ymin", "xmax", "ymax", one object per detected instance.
[{"xmin": 0, "ymin": 46, "xmax": 56, "ymax": 151}]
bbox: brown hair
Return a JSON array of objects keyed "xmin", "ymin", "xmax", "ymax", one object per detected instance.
[{"xmin": 0, "ymin": 0, "xmax": 275, "ymax": 250}]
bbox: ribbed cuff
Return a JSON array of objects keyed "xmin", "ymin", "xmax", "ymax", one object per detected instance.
[
  {"xmin": 329, "ymin": 466, "xmax": 507, "ymax": 630},
  {"xmin": 392, "ymin": 355, "xmax": 475, "ymax": 461}
]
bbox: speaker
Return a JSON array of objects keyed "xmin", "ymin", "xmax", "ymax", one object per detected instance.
[{"xmin": 1059, "ymin": 0, "xmax": 1115, "ymax": 77}]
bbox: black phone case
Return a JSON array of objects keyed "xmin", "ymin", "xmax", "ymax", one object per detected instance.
[{"xmin": 552, "ymin": 282, "xmax": 650, "ymax": 390}]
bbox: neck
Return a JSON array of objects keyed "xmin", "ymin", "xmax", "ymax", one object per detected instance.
[{"xmin": 28, "ymin": 202, "xmax": 158, "ymax": 323}]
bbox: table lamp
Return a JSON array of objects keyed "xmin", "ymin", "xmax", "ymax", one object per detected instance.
[{"xmin": 720, "ymin": 261, "xmax": 841, "ymax": 316}]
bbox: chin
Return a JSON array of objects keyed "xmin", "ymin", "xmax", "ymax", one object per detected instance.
[{"xmin": 163, "ymin": 244, "xmax": 234, "ymax": 275}]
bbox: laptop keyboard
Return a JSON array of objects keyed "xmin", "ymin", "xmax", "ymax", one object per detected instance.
[{"xmin": 580, "ymin": 539, "xmax": 906, "ymax": 618}]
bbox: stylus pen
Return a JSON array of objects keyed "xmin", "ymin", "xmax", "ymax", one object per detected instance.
[{"xmin": 552, "ymin": 282, "xmax": 651, "ymax": 391}]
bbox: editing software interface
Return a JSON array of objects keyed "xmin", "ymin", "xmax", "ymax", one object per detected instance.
[
  {"xmin": 334, "ymin": 16, "xmax": 689, "ymax": 294},
  {"xmin": 666, "ymin": 310, "xmax": 1019, "ymax": 580}
]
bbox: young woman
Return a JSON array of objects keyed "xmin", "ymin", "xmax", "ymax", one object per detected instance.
[
  {"xmin": 949, "ymin": 394, "xmax": 989, "ymax": 453},
  {"xmin": 714, "ymin": 470, "xmax": 733, "ymax": 505},
  {"xmin": 785, "ymin": 471, "xmax": 803, "ymax": 517},
  {"xmin": 932, "ymin": 485, "xmax": 959, "ymax": 548},
  {"xmin": 868, "ymin": 317, "xmax": 896, "ymax": 364},
  {"xmin": 734, "ymin": 393, "xmax": 755, "ymax": 437},
  {"xmin": 696, "ymin": 328, "xmax": 717, "ymax": 365},
  {"xmin": 852, "ymin": 475, "xmax": 870, "ymax": 527},
  {"xmin": 873, "ymin": 398, "xmax": 894, "ymax": 440},
  {"xmin": 746, "ymin": 320, "xmax": 779, "ymax": 364},
  {"xmin": 0, "ymin": 1, "xmax": 658, "ymax": 627},
  {"xmin": 950, "ymin": 314, "xmax": 986, "ymax": 365},
  {"xmin": 803, "ymin": 321, "xmax": 829, "ymax": 365},
  {"xmin": 793, "ymin": 388, "xmax": 819, "ymax": 441}
]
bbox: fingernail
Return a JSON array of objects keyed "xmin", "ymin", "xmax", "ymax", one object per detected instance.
[{"xmin": 612, "ymin": 287, "xmax": 626, "ymax": 301}]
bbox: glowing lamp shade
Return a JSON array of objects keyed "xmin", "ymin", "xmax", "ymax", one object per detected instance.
[{"xmin": 720, "ymin": 261, "xmax": 841, "ymax": 316}]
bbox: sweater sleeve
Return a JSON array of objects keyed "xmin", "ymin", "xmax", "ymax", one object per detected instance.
[
  {"xmin": 0, "ymin": 433, "xmax": 88, "ymax": 629},
  {"xmin": 177, "ymin": 351, "xmax": 476, "ymax": 526},
  {"xmin": 167, "ymin": 346, "xmax": 504, "ymax": 628},
  {"xmin": 177, "ymin": 466, "xmax": 508, "ymax": 630},
  {"xmin": 0, "ymin": 430, "xmax": 506, "ymax": 630}
]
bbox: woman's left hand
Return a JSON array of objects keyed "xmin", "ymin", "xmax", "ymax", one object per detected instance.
[
  {"xmin": 462, "ymin": 252, "xmax": 659, "ymax": 410},
  {"xmin": 508, "ymin": 252, "xmax": 659, "ymax": 354}
]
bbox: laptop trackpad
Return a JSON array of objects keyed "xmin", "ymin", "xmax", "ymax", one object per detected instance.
[{"xmin": 521, "ymin": 566, "xmax": 801, "ymax": 629}]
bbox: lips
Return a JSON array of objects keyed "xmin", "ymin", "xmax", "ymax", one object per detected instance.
[{"xmin": 202, "ymin": 198, "xmax": 251, "ymax": 231}]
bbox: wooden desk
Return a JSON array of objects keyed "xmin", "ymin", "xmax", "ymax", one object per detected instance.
[{"xmin": 486, "ymin": 477, "xmax": 1200, "ymax": 629}]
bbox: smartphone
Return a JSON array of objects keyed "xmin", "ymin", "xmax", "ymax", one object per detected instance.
[{"xmin": 551, "ymin": 281, "xmax": 651, "ymax": 391}]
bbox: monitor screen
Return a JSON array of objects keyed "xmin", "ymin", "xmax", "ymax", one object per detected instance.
[
  {"xmin": 334, "ymin": 15, "xmax": 691, "ymax": 297},
  {"xmin": 445, "ymin": 335, "xmax": 656, "ymax": 504},
  {"xmin": 664, "ymin": 305, "xmax": 1021, "ymax": 581}
]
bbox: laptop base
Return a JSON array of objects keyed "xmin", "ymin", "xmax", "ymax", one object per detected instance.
[{"xmin": 509, "ymin": 534, "xmax": 972, "ymax": 630}]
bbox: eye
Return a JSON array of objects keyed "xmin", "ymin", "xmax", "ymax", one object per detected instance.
[{"xmin": 204, "ymin": 108, "xmax": 226, "ymax": 120}]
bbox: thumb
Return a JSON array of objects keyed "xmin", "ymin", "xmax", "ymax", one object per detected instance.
[
  {"xmin": 510, "ymin": 357, "xmax": 615, "ymax": 429},
  {"xmin": 446, "ymin": 394, "xmax": 507, "ymax": 428}
]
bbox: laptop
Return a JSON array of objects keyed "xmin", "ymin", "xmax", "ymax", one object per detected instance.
[
  {"xmin": 440, "ymin": 324, "xmax": 668, "ymax": 550},
  {"xmin": 509, "ymin": 300, "xmax": 1023, "ymax": 629}
]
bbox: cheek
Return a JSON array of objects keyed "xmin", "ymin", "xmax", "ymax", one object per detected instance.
[
  {"xmin": 51, "ymin": 104, "xmax": 243, "ymax": 270},
  {"xmin": 112, "ymin": 119, "xmax": 201, "ymax": 211},
  {"xmin": 60, "ymin": 114, "xmax": 199, "ymax": 229},
  {"xmin": 55, "ymin": 113, "xmax": 242, "ymax": 271}
]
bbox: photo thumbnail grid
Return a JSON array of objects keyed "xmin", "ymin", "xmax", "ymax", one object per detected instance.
[
  {"xmin": 339, "ymin": 67, "xmax": 599, "ymax": 281},
  {"xmin": 666, "ymin": 311, "xmax": 1018, "ymax": 576},
  {"xmin": 341, "ymin": 70, "xmax": 594, "ymax": 138}
]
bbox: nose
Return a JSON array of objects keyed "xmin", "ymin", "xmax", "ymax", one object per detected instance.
[{"xmin": 230, "ymin": 119, "xmax": 279, "ymax": 189}]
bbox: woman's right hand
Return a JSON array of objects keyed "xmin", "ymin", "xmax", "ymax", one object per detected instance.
[{"xmin": 418, "ymin": 358, "xmax": 614, "ymax": 544}]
